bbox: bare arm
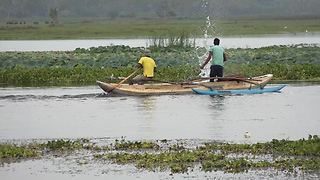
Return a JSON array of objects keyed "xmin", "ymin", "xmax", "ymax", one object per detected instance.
[
  {"xmin": 223, "ymin": 53, "xmax": 227, "ymax": 62},
  {"xmin": 154, "ymin": 67, "xmax": 157, "ymax": 72},
  {"xmin": 137, "ymin": 63, "xmax": 143, "ymax": 68},
  {"xmin": 200, "ymin": 51, "xmax": 212, "ymax": 69}
]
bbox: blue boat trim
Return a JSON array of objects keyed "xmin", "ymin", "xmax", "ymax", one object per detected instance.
[{"xmin": 192, "ymin": 85, "xmax": 286, "ymax": 95}]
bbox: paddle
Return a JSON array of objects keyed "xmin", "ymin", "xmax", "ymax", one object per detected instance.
[{"xmin": 107, "ymin": 67, "xmax": 142, "ymax": 92}]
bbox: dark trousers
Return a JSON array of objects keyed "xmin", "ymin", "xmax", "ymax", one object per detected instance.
[{"xmin": 210, "ymin": 65, "xmax": 223, "ymax": 82}]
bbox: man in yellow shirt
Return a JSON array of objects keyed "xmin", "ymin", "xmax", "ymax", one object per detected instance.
[{"xmin": 129, "ymin": 50, "xmax": 157, "ymax": 85}]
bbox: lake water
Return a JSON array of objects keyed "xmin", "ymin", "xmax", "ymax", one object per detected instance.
[
  {"xmin": 1, "ymin": 36, "xmax": 320, "ymax": 179},
  {"xmin": 1, "ymin": 34, "xmax": 320, "ymax": 52},
  {"xmin": 1, "ymin": 83, "xmax": 319, "ymax": 142},
  {"xmin": 1, "ymin": 83, "xmax": 320, "ymax": 179}
]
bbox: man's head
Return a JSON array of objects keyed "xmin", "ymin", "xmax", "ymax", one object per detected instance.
[
  {"xmin": 144, "ymin": 49, "xmax": 151, "ymax": 57},
  {"xmin": 213, "ymin": 38, "xmax": 220, "ymax": 45}
]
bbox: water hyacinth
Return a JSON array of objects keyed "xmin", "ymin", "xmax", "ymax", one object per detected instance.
[
  {"xmin": 1, "ymin": 136, "xmax": 319, "ymax": 174},
  {"xmin": 0, "ymin": 144, "xmax": 39, "ymax": 158},
  {"xmin": 1, "ymin": 44, "xmax": 320, "ymax": 85}
]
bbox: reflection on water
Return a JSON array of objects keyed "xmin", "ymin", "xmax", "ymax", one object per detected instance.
[
  {"xmin": 137, "ymin": 97, "xmax": 156, "ymax": 135},
  {"xmin": 209, "ymin": 95, "xmax": 225, "ymax": 111},
  {"xmin": 139, "ymin": 97, "xmax": 156, "ymax": 112}
]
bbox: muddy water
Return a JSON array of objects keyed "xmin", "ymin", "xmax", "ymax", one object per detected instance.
[{"xmin": 1, "ymin": 83, "xmax": 320, "ymax": 179}]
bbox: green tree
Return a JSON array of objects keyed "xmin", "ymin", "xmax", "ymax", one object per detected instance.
[
  {"xmin": 50, "ymin": 8, "xmax": 58, "ymax": 23},
  {"xmin": 157, "ymin": 0, "xmax": 180, "ymax": 22},
  {"xmin": 108, "ymin": 10, "xmax": 119, "ymax": 20}
]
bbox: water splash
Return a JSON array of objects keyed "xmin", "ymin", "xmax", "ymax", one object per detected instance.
[
  {"xmin": 198, "ymin": 15, "xmax": 211, "ymax": 77},
  {"xmin": 203, "ymin": 16, "xmax": 211, "ymax": 45},
  {"xmin": 195, "ymin": 1, "xmax": 225, "ymax": 77}
]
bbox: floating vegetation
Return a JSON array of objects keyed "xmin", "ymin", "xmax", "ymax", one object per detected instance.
[
  {"xmin": 0, "ymin": 44, "xmax": 320, "ymax": 85},
  {"xmin": 1, "ymin": 135, "xmax": 319, "ymax": 175},
  {"xmin": 112, "ymin": 138, "xmax": 160, "ymax": 150},
  {"xmin": 201, "ymin": 135, "xmax": 320, "ymax": 156},
  {"xmin": 224, "ymin": 44, "xmax": 320, "ymax": 79},
  {"xmin": 0, "ymin": 65, "xmax": 200, "ymax": 85},
  {"xmin": 44, "ymin": 138, "xmax": 89, "ymax": 150},
  {"xmin": 0, "ymin": 144, "xmax": 39, "ymax": 158}
]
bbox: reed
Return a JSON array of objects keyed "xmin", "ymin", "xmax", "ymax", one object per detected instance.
[{"xmin": 148, "ymin": 30, "xmax": 196, "ymax": 50}]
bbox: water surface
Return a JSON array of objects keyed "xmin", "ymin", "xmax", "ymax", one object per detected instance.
[
  {"xmin": 1, "ymin": 83, "xmax": 320, "ymax": 179},
  {"xmin": 1, "ymin": 84, "xmax": 319, "ymax": 142},
  {"xmin": 1, "ymin": 35, "xmax": 319, "ymax": 52}
]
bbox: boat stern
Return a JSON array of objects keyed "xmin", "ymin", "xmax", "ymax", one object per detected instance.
[{"xmin": 254, "ymin": 74, "xmax": 273, "ymax": 88}]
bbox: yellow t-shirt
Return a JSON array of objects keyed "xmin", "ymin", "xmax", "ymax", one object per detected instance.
[{"xmin": 138, "ymin": 57, "xmax": 156, "ymax": 77}]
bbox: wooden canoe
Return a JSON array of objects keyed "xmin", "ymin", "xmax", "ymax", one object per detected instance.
[{"xmin": 96, "ymin": 74, "xmax": 274, "ymax": 96}]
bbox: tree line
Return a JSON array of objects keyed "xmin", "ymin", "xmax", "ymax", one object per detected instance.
[{"xmin": 1, "ymin": 0, "xmax": 320, "ymax": 21}]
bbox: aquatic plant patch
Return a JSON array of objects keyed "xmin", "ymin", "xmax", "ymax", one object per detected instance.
[
  {"xmin": 112, "ymin": 138, "xmax": 160, "ymax": 150},
  {"xmin": 0, "ymin": 144, "xmax": 39, "ymax": 158},
  {"xmin": 0, "ymin": 65, "xmax": 200, "ymax": 85},
  {"xmin": 0, "ymin": 45, "xmax": 200, "ymax": 70},
  {"xmin": 1, "ymin": 136, "xmax": 319, "ymax": 174},
  {"xmin": 0, "ymin": 44, "xmax": 320, "ymax": 85},
  {"xmin": 96, "ymin": 135, "xmax": 320, "ymax": 174},
  {"xmin": 227, "ymin": 44, "xmax": 320, "ymax": 66},
  {"xmin": 202, "ymin": 135, "xmax": 320, "ymax": 156}
]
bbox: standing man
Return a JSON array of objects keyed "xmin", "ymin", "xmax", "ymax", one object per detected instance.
[
  {"xmin": 129, "ymin": 49, "xmax": 157, "ymax": 85},
  {"xmin": 200, "ymin": 38, "xmax": 227, "ymax": 82}
]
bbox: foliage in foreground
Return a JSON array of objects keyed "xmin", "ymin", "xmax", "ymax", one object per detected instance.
[{"xmin": 1, "ymin": 135, "xmax": 320, "ymax": 175}]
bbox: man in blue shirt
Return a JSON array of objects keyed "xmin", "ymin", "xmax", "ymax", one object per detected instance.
[{"xmin": 200, "ymin": 38, "xmax": 227, "ymax": 82}]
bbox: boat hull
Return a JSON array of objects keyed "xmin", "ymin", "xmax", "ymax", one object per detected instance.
[
  {"xmin": 97, "ymin": 74, "xmax": 274, "ymax": 96},
  {"xmin": 192, "ymin": 85, "xmax": 286, "ymax": 95}
]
